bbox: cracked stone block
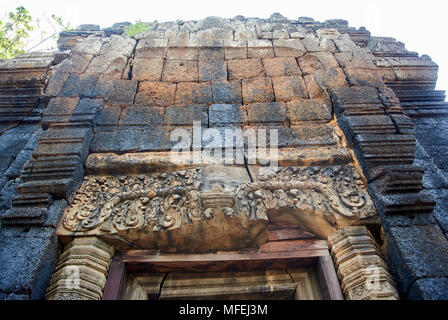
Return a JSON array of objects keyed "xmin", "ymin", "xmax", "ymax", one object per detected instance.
[
  {"xmin": 163, "ymin": 105, "xmax": 208, "ymax": 126},
  {"xmin": 262, "ymin": 57, "xmax": 301, "ymax": 77},
  {"xmin": 246, "ymin": 102, "xmax": 288, "ymax": 125},
  {"xmin": 119, "ymin": 106, "xmax": 164, "ymax": 127},
  {"xmin": 227, "ymin": 59, "xmax": 264, "ymax": 80},
  {"xmin": 175, "ymin": 82, "xmax": 212, "ymax": 105},
  {"xmin": 242, "ymin": 77, "xmax": 274, "ymax": 104},
  {"xmin": 135, "ymin": 81, "xmax": 176, "ymax": 107},
  {"xmin": 287, "ymin": 98, "xmax": 332, "ymax": 123},
  {"xmin": 272, "ymin": 76, "xmax": 308, "ymax": 101},
  {"xmin": 199, "ymin": 60, "xmax": 227, "ymax": 81},
  {"xmin": 132, "ymin": 57, "xmax": 164, "ymax": 81},
  {"xmin": 211, "ymin": 80, "xmax": 242, "ymax": 104},
  {"xmin": 209, "ymin": 104, "xmax": 247, "ymax": 127},
  {"xmin": 162, "ymin": 59, "xmax": 198, "ymax": 82}
]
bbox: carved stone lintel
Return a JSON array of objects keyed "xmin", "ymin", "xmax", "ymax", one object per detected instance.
[
  {"xmin": 328, "ymin": 226, "xmax": 399, "ymax": 300},
  {"xmin": 57, "ymin": 165, "xmax": 377, "ymax": 251},
  {"xmin": 45, "ymin": 237, "xmax": 114, "ymax": 300}
]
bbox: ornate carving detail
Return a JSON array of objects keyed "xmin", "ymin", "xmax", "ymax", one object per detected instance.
[
  {"xmin": 61, "ymin": 165, "xmax": 375, "ymax": 239},
  {"xmin": 328, "ymin": 226, "xmax": 399, "ymax": 300},
  {"xmin": 45, "ymin": 237, "xmax": 114, "ymax": 300}
]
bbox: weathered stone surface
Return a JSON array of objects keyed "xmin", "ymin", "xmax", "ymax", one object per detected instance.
[
  {"xmin": 287, "ymin": 98, "xmax": 332, "ymax": 123},
  {"xmin": 95, "ymin": 105, "xmax": 121, "ymax": 130},
  {"xmin": 132, "ymin": 57, "xmax": 164, "ymax": 81},
  {"xmin": 209, "ymin": 104, "xmax": 247, "ymax": 127},
  {"xmin": 386, "ymin": 224, "xmax": 448, "ymax": 295},
  {"xmin": 247, "ymin": 40, "xmax": 274, "ymax": 58},
  {"xmin": 163, "ymin": 105, "xmax": 208, "ymax": 126},
  {"xmin": 242, "ymin": 77, "xmax": 274, "ymax": 104},
  {"xmin": 119, "ymin": 106, "xmax": 164, "ymax": 127},
  {"xmin": 199, "ymin": 60, "xmax": 227, "ymax": 81},
  {"xmin": 91, "ymin": 129, "xmax": 142, "ymax": 153},
  {"xmin": 407, "ymin": 278, "xmax": 448, "ymax": 300},
  {"xmin": 211, "ymin": 80, "xmax": 242, "ymax": 104},
  {"xmin": 246, "ymin": 102, "xmax": 288, "ymax": 125},
  {"xmin": 0, "ymin": 227, "xmax": 58, "ymax": 299},
  {"xmin": 228, "ymin": 59, "xmax": 264, "ymax": 80},
  {"xmin": 273, "ymin": 39, "xmax": 306, "ymax": 57},
  {"xmin": 262, "ymin": 57, "xmax": 301, "ymax": 77},
  {"xmin": 162, "ymin": 59, "xmax": 198, "ymax": 82},
  {"xmin": 272, "ymin": 76, "xmax": 308, "ymax": 101},
  {"xmin": 135, "ymin": 81, "xmax": 176, "ymax": 107},
  {"xmin": 175, "ymin": 82, "xmax": 212, "ymax": 105}
]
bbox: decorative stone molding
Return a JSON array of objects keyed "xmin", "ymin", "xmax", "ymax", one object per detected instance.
[
  {"xmin": 328, "ymin": 226, "xmax": 399, "ymax": 300},
  {"xmin": 45, "ymin": 237, "xmax": 114, "ymax": 300},
  {"xmin": 57, "ymin": 164, "xmax": 377, "ymax": 251}
]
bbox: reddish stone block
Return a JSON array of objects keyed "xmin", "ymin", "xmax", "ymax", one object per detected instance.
[
  {"xmin": 262, "ymin": 57, "xmax": 301, "ymax": 77},
  {"xmin": 162, "ymin": 59, "xmax": 198, "ymax": 82},
  {"xmin": 132, "ymin": 57, "xmax": 164, "ymax": 81},
  {"xmin": 287, "ymin": 98, "xmax": 332, "ymax": 123},
  {"xmin": 135, "ymin": 81, "xmax": 176, "ymax": 107},
  {"xmin": 242, "ymin": 77, "xmax": 275, "ymax": 104},
  {"xmin": 246, "ymin": 102, "xmax": 288, "ymax": 125},
  {"xmin": 227, "ymin": 59, "xmax": 264, "ymax": 80},
  {"xmin": 272, "ymin": 76, "xmax": 308, "ymax": 101},
  {"xmin": 175, "ymin": 82, "xmax": 212, "ymax": 105}
]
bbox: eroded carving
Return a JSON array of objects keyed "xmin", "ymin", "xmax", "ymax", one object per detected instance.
[{"xmin": 59, "ymin": 165, "xmax": 376, "ymax": 249}]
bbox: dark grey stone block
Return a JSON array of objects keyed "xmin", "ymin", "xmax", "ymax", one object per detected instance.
[
  {"xmin": 163, "ymin": 105, "xmax": 208, "ymax": 127},
  {"xmin": 407, "ymin": 277, "xmax": 448, "ymax": 300},
  {"xmin": 140, "ymin": 128, "xmax": 168, "ymax": 151},
  {"xmin": 4, "ymin": 149, "xmax": 33, "ymax": 179},
  {"xmin": 209, "ymin": 104, "xmax": 247, "ymax": 127},
  {"xmin": 385, "ymin": 224, "xmax": 448, "ymax": 295},
  {"xmin": 212, "ymin": 81, "xmax": 242, "ymax": 104},
  {"xmin": 91, "ymin": 129, "xmax": 142, "ymax": 153},
  {"xmin": 199, "ymin": 60, "xmax": 227, "ymax": 81},
  {"xmin": 0, "ymin": 227, "xmax": 59, "ymax": 299},
  {"xmin": 119, "ymin": 106, "xmax": 164, "ymax": 127}
]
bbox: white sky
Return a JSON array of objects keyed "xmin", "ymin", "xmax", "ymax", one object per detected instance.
[{"xmin": 3, "ymin": 0, "xmax": 448, "ymax": 91}]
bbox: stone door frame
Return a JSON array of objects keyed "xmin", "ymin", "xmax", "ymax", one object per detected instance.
[{"xmin": 102, "ymin": 237, "xmax": 343, "ymax": 300}]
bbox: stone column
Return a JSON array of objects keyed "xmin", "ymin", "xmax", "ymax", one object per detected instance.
[
  {"xmin": 328, "ymin": 226, "xmax": 399, "ymax": 300},
  {"xmin": 45, "ymin": 237, "xmax": 114, "ymax": 300}
]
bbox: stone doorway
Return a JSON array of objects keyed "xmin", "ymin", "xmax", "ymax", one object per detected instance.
[{"xmin": 124, "ymin": 268, "xmax": 322, "ymax": 300}]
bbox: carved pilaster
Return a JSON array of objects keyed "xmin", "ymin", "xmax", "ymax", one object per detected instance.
[
  {"xmin": 328, "ymin": 226, "xmax": 399, "ymax": 300},
  {"xmin": 45, "ymin": 237, "xmax": 114, "ymax": 300}
]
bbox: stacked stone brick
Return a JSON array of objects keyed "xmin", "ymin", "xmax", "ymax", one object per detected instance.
[{"xmin": 0, "ymin": 14, "xmax": 447, "ymax": 299}]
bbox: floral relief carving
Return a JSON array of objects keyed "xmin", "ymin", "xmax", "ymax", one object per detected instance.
[{"xmin": 62, "ymin": 165, "xmax": 376, "ymax": 236}]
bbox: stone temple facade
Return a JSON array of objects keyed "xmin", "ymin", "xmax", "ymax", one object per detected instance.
[{"xmin": 1, "ymin": 14, "xmax": 448, "ymax": 300}]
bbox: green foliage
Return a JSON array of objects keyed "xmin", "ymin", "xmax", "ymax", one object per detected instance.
[
  {"xmin": 0, "ymin": 7, "xmax": 72, "ymax": 60},
  {"xmin": 0, "ymin": 6, "xmax": 34, "ymax": 60},
  {"xmin": 125, "ymin": 20, "xmax": 149, "ymax": 37}
]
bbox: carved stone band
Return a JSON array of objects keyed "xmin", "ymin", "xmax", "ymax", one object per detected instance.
[{"xmin": 57, "ymin": 164, "xmax": 377, "ymax": 252}]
